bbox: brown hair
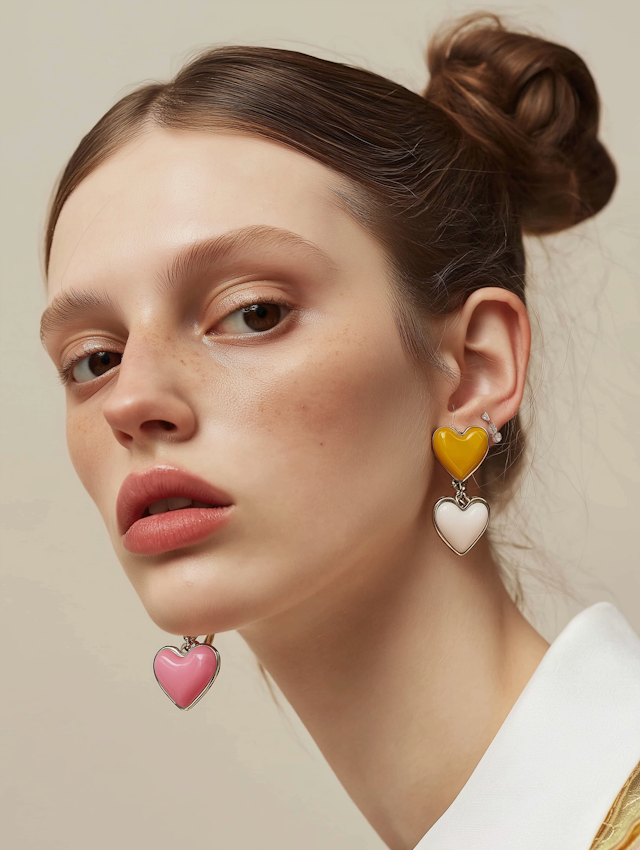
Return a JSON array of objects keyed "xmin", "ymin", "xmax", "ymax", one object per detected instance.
[{"xmin": 43, "ymin": 12, "xmax": 615, "ymax": 556}]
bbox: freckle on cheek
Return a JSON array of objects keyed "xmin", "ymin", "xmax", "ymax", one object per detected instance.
[{"xmin": 67, "ymin": 407, "xmax": 109, "ymax": 476}]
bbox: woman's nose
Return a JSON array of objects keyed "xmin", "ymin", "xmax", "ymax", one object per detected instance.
[{"xmin": 102, "ymin": 336, "xmax": 197, "ymax": 449}]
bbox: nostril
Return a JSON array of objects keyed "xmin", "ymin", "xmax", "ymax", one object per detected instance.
[{"xmin": 139, "ymin": 420, "xmax": 178, "ymax": 433}]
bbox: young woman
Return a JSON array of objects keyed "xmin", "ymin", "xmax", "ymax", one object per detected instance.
[{"xmin": 40, "ymin": 12, "xmax": 640, "ymax": 850}]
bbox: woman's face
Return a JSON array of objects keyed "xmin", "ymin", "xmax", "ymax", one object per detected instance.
[{"xmin": 43, "ymin": 128, "xmax": 436, "ymax": 637}]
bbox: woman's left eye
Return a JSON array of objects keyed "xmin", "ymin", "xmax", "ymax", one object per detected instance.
[{"xmin": 209, "ymin": 299, "xmax": 290, "ymax": 335}]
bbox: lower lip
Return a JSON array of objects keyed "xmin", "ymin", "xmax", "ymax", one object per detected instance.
[{"xmin": 123, "ymin": 506, "xmax": 234, "ymax": 556}]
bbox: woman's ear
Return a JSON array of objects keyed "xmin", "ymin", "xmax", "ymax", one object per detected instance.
[{"xmin": 436, "ymin": 287, "xmax": 531, "ymax": 430}]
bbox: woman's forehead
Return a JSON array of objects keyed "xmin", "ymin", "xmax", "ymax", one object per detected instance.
[{"xmin": 46, "ymin": 128, "xmax": 354, "ymax": 304}]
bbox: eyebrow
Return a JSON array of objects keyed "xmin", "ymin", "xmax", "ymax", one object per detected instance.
[
  {"xmin": 40, "ymin": 224, "xmax": 338, "ymax": 346},
  {"xmin": 40, "ymin": 288, "xmax": 125, "ymax": 347}
]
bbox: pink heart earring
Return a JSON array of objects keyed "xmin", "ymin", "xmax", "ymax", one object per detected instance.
[{"xmin": 153, "ymin": 634, "xmax": 220, "ymax": 710}]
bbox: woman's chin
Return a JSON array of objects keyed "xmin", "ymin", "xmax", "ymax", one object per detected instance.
[
  {"xmin": 143, "ymin": 604, "xmax": 239, "ymax": 638},
  {"xmin": 124, "ymin": 549, "xmax": 326, "ymax": 637},
  {"xmin": 137, "ymin": 577, "xmax": 272, "ymax": 637}
]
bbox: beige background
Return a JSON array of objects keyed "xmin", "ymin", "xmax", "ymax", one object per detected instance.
[{"xmin": 1, "ymin": 0, "xmax": 639, "ymax": 847}]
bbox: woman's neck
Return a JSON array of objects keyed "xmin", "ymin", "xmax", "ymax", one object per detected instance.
[{"xmin": 238, "ymin": 528, "xmax": 550, "ymax": 850}]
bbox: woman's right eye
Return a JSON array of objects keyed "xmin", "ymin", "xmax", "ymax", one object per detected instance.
[{"xmin": 66, "ymin": 350, "xmax": 123, "ymax": 384}]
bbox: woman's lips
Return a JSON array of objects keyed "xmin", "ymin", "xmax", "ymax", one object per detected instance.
[
  {"xmin": 116, "ymin": 465, "xmax": 235, "ymax": 555},
  {"xmin": 123, "ymin": 505, "xmax": 234, "ymax": 556}
]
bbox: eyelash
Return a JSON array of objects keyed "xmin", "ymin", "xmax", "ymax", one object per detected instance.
[{"xmin": 57, "ymin": 293, "xmax": 294, "ymax": 387}]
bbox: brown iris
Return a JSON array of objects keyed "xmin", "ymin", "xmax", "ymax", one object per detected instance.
[
  {"xmin": 240, "ymin": 303, "xmax": 281, "ymax": 332},
  {"xmin": 87, "ymin": 351, "xmax": 122, "ymax": 378}
]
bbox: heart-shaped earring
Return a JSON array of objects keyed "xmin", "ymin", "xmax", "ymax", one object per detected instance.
[
  {"xmin": 153, "ymin": 635, "xmax": 220, "ymax": 710},
  {"xmin": 433, "ymin": 494, "xmax": 490, "ymax": 555},
  {"xmin": 431, "ymin": 418, "xmax": 492, "ymax": 555}
]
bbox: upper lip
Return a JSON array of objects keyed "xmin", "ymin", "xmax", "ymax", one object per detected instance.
[{"xmin": 116, "ymin": 465, "xmax": 234, "ymax": 535}]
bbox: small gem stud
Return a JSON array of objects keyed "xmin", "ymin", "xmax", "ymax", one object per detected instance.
[{"xmin": 481, "ymin": 412, "xmax": 502, "ymax": 444}]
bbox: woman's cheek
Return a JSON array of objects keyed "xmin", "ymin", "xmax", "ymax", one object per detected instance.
[
  {"xmin": 65, "ymin": 401, "xmax": 112, "ymax": 504},
  {"xmin": 245, "ymin": 334, "xmax": 414, "ymax": 501}
]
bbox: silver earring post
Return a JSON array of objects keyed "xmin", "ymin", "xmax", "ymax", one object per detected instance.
[{"xmin": 481, "ymin": 411, "xmax": 502, "ymax": 444}]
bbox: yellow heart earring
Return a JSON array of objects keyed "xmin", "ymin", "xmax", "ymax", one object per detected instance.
[{"xmin": 431, "ymin": 411, "xmax": 499, "ymax": 555}]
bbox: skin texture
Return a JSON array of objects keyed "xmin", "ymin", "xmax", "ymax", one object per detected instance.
[{"xmin": 43, "ymin": 128, "xmax": 550, "ymax": 850}]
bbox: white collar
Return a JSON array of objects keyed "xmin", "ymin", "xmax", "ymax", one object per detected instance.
[{"xmin": 414, "ymin": 602, "xmax": 640, "ymax": 850}]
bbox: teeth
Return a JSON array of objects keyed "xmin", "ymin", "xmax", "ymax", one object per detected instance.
[
  {"xmin": 167, "ymin": 497, "xmax": 193, "ymax": 511},
  {"xmin": 144, "ymin": 497, "xmax": 216, "ymax": 517}
]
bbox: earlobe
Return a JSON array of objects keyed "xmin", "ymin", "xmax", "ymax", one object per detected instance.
[{"xmin": 438, "ymin": 287, "xmax": 531, "ymax": 431}]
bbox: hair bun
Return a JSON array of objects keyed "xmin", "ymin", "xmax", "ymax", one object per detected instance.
[{"xmin": 424, "ymin": 13, "xmax": 616, "ymax": 235}]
